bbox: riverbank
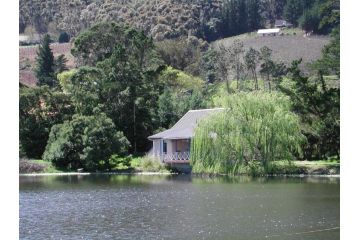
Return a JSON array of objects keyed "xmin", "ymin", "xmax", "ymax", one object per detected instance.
[{"xmin": 20, "ymin": 159, "xmax": 339, "ymax": 177}]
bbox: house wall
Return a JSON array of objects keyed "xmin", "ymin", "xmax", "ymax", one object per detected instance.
[
  {"xmin": 164, "ymin": 139, "xmax": 173, "ymax": 154},
  {"xmin": 152, "ymin": 139, "xmax": 161, "ymax": 158}
]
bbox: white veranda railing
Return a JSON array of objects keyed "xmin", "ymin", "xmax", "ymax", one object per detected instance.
[{"xmin": 163, "ymin": 152, "xmax": 190, "ymax": 162}]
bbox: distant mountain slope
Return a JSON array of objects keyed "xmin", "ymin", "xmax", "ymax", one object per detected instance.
[{"xmin": 20, "ymin": 0, "xmax": 222, "ymax": 41}]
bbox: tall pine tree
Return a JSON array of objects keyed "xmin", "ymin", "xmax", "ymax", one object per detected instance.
[{"xmin": 35, "ymin": 34, "xmax": 56, "ymax": 87}]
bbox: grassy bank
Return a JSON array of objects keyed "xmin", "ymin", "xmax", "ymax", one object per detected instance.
[
  {"xmin": 20, "ymin": 157, "xmax": 171, "ymax": 174},
  {"xmin": 20, "ymin": 158, "xmax": 339, "ymax": 176}
]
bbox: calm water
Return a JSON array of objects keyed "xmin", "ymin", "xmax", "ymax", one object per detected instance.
[{"xmin": 19, "ymin": 175, "xmax": 340, "ymax": 240}]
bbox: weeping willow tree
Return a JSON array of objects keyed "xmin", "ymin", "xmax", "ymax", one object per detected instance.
[{"xmin": 191, "ymin": 92, "xmax": 305, "ymax": 174}]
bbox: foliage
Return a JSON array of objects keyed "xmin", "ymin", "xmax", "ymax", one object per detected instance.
[
  {"xmin": 299, "ymin": 4, "xmax": 321, "ymax": 33},
  {"xmin": 191, "ymin": 92, "xmax": 305, "ymax": 174},
  {"xmin": 131, "ymin": 156, "xmax": 169, "ymax": 173},
  {"xmin": 157, "ymin": 87, "xmax": 209, "ymax": 129},
  {"xmin": 244, "ymin": 48, "xmax": 260, "ymax": 90},
  {"xmin": 200, "ymin": 48, "xmax": 220, "ymax": 83},
  {"xmin": 72, "ymin": 22, "xmax": 163, "ymax": 153},
  {"xmin": 278, "ymin": 60, "xmax": 340, "ymax": 159},
  {"xmin": 43, "ymin": 112, "xmax": 130, "ymax": 171},
  {"xmin": 63, "ymin": 67, "xmax": 103, "ymax": 115},
  {"xmin": 158, "ymin": 66, "xmax": 204, "ymax": 90},
  {"xmin": 19, "ymin": 0, "xmax": 223, "ymax": 41},
  {"xmin": 284, "ymin": 0, "xmax": 304, "ymax": 26},
  {"xmin": 54, "ymin": 54, "xmax": 68, "ymax": 75},
  {"xmin": 220, "ymin": 0, "xmax": 263, "ymax": 38},
  {"xmin": 58, "ymin": 31, "xmax": 70, "ymax": 43},
  {"xmin": 155, "ymin": 36, "xmax": 208, "ymax": 76},
  {"xmin": 259, "ymin": 46, "xmax": 287, "ymax": 91},
  {"xmin": 108, "ymin": 154, "xmax": 132, "ymax": 170},
  {"xmin": 311, "ymin": 27, "xmax": 340, "ymax": 77},
  {"xmin": 19, "ymin": 86, "xmax": 74, "ymax": 158},
  {"xmin": 35, "ymin": 34, "xmax": 57, "ymax": 87},
  {"xmin": 19, "ymin": 160, "xmax": 46, "ymax": 173}
]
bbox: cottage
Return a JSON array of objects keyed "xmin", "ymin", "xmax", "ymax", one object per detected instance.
[
  {"xmin": 257, "ymin": 28, "xmax": 281, "ymax": 36},
  {"xmin": 148, "ymin": 108, "xmax": 224, "ymax": 163},
  {"xmin": 274, "ymin": 20, "xmax": 293, "ymax": 29}
]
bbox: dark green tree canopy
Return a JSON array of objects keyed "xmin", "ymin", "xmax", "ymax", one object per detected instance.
[
  {"xmin": 19, "ymin": 86, "xmax": 74, "ymax": 158},
  {"xmin": 43, "ymin": 112, "xmax": 130, "ymax": 171},
  {"xmin": 35, "ymin": 34, "xmax": 57, "ymax": 87}
]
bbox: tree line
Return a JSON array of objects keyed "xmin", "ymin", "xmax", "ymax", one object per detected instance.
[{"xmin": 20, "ymin": 14, "xmax": 339, "ymax": 171}]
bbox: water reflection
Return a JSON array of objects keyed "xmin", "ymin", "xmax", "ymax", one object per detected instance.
[{"xmin": 20, "ymin": 174, "xmax": 340, "ymax": 240}]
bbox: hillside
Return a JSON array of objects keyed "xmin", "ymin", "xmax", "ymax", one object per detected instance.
[
  {"xmin": 20, "ymin": 0, "xmax": 222, "ymax": 41},
  {"xmin": 19, "ymin": 43, "xmax": 75, "ymax": 86},
  {"xmin": 212, "ymin": 30, "xmax": 330, "ymax": 76},
  {"xmin": 19, "ymin": 30, "xmax": 331, "ymax": 86}
]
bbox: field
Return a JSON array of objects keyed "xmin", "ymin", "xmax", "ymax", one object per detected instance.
[
  {"xmin": 19, "ymin": 43, "xmax": 75, "ymax": 86},
  {"xmin": 213, "ymin": 30, "xmax": 330, "ymax": 76}
]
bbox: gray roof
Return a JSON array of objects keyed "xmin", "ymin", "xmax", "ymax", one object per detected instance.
[{"xmin": 148, "ymin": 108, "xmax": 225, "ymax": 140}]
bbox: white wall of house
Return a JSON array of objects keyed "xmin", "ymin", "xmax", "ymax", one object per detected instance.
[
  {"xmin": 152, "ymin": 139, "xmax": 161, "ymax": 158},
  {"xmin": 164, "ymin": 139, "xmax": 173, "ymax": 154}
]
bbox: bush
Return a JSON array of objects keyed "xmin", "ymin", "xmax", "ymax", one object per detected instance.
[
  {"xmin": 58, "ymin": 32, "xmax": 70, "ymax": 43},
  {"xmin": 19, "ymin": 160, "xmax": 46, "ymax": 173},
  {"xmin": 132, "ymin": 157, "xmax": 169, "ymax": 172},
  {"xmin": 42, "ymin": 112, "xmax": 130, "ymax": 171},
  {"xmin": 19, "ymin": 86, "xmax": 74, "ymax": 159},
  {"xmin": 108, "ymin": 154, "xmax": 132, "ymax": 170}
]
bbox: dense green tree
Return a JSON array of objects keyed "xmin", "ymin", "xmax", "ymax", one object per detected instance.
[
  {"xmin": 284, "ymin": 0, "xmax": 304, "ymax": 26},
  {"xmin": 311, "ymin": 26, "xmax": 339, "ymax": 77},
  {"xmin": 19, "ymin": 86, "xmax": 74, "ymax": 158},
  {"xmin": 299, "ymin": 7, "xmax": 321, "ymax": 33},
  {"xmin": 64, "ymin": 67, "xmax": 104, "ymax": 115},
  {"xmin": 35, "ymin": 34, "xmax": 57, "ymax": 87},
  {"xmin": 220, "ymin": 0, "xmax": 251, "ymax": 37},
  {"xmin": 58, "ymin": 31, "xmax": 70, "ymax": 43},
  {"xmin": 247, "ymin": 0, "xmax": 263, "ymax": 30},
  {"xmin": 200, "ymin": 48, "xmax": 220, "ymax": 83},
  {"xmin": 318, "ymin": 0, "xmax": 339, "ymax": 34},
  {"xmin": 157, "ymin": 87, "xmax": 208, "ymax": 129},
  {"xmin": 72, "ymin": 22, "xmax": 163, "ymax": 153},
  {"xmin": 279, "ymin": 60, "xmax": 339, "ymax": 159},
  {"xmin": 43, "ymin": 112, "xmax": 130, "ymax": 171}
]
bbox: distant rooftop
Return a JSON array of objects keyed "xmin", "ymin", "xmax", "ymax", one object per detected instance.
[{"xmin": 148, "ymin": 108, "xmax": 225, "ymax": 140}]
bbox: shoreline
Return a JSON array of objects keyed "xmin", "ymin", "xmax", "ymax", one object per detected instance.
[
  {"xmin": 19, "ymin": 171, "xmax": 175, "ymax": 177},
  {"xmin": 19, "ymin": 172, "xmax": 340, "ymax": 177}
]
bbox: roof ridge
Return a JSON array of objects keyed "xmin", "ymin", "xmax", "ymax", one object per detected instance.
[{"xmin": 188, "ymin": 108, "xmax": 225, "ymax": 112}]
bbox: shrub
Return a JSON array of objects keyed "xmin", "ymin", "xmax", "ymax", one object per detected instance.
[
  {"xmin": 108, "ymin": 154, "xmax": 132, "ymax": 170},
  {"xmin": 58, "ymin": 32, "xmax": 70, "ymax": 43},
  {"xmin": 19, "ymin": 86, "xmax": 74, "ymax": 159},
  {"xmin": 19, "ymin": 160, "xmax": 46, "ymax": 173},
  {"xmin": 42, "ymin": 112, "xmax": 130, "ymax": 171},
  {"xmin": 133, "ymin": 156, "xmax": 169, "ymax": 172}
]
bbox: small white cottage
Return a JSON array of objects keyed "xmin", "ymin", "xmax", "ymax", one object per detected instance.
[
  {"xmin": 257, "ymin": 28, "xmax": 281, "ymax": 36},
  {"xmin": 148, "ymin": 108, "xmax": 224, "ymax": 164}
]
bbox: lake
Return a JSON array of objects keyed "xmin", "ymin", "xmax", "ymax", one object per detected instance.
[{"xmin": 19, "ymin": 174, "xmax": 340, "ymax": 240}]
